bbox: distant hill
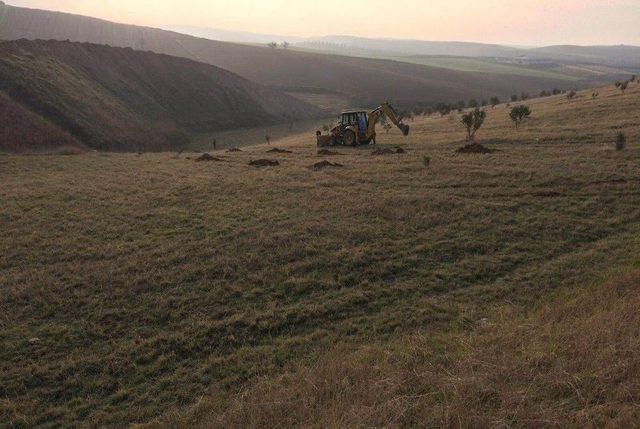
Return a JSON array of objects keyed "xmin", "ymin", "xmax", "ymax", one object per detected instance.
[
  {"xmin": 299, "ymin": 36, "xmax": 521, "ymax": 58},
  {"xmin": 0, "ymin": 3, "xmax": 576, "ymax": 108},
  {"xmin": 299, "ymin": 36, "xmax": 640, "ymax": 68},
  {"xmin": 529, "ymin": 45, "xmax": 640, "ymax": 68},
  {"xmin": 161, "ymin": 25, "xmax": 303, "ymax": 45},
  {"xmin": 0, "ymin": 39, "xmax": 320, "ymax": 152}
]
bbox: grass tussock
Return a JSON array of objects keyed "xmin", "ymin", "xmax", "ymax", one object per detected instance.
[{"xmin": 179, "ymin": 270, "xmax": 640, "ymax": 429}]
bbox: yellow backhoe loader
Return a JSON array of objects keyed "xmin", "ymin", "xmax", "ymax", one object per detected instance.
[{"xmin": 317, "ymin": 102, "xmax": 410, "ymax": 147}]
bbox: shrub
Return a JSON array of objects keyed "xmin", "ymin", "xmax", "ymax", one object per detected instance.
[
  {"xmin": 461, "ymin": 108, "xmax": 486, "ymax": 141},
  {"xmin": 468, "ymin": 99, "xmax": 479, "ymax": 108},
  {"xmin": 490, "ymin": 96, "xmax": 500, "ymax": 108},
  {"xmin": 552, "ymin": 88, "xmax": 562, "ymax": 95},
  {"xmin": 509, "ymin": 105, "xmax": 531, "ymax": 129},
  {"xmin": 520, "ymin": 92, "xmax": 530, "ymax": 101},
  {"xmin": 510, "ymin": 94, "xmax": 518, "ymax": 102},
  {"xmin": 631, "ymin": 75, "xmax": 636, "ymax": 83},
  {"xmin": 616, "ymin": 132, "xmax": 626, "ymax": 151},
  {"xmin": 567, "ymin": 90, "xmax": 576, "ymax": 100}
]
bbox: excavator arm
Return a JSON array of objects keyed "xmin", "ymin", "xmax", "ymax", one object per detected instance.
[{"xmin": 366, "ymin": 102, "xmax": 410, "ymax": 141}]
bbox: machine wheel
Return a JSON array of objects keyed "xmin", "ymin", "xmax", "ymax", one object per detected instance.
[{"xmin": 343, "ymin": 130, "xmax": 357, "ymax": 146}]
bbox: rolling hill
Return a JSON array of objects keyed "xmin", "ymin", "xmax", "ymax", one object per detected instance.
[
  {"xmin": 0, "ymin": 39, "xmax": 320, "ymax": 152},
  {"xmin": 2, "ymin": 80, "xmax": 639, "ymax": 427},
  {"xmin": 0, "ymin": 3, "xmax": 578, "ymax": 108}
]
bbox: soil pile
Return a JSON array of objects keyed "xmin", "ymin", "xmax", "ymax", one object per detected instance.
[
  {"xmin": 312, "ymin": 160, "xmax": 343, "ymax": 170},
  {"xmin": 249, "ymin": 159, "xmax": 279, "ymax": 167},
  {"xmin": 456, "ymin": 143, "xmax": 495, "ymax": 154},
  {"xmin": 372, "ymin": 147, "xmax": 406, "ymax": 155},
  {"xmin": 195, "ymin": 153, "xmax": 223, "ymax": 162},
  {"xmin": 317, "ymin": 149, "xmax": 342, "ymax": 156}
]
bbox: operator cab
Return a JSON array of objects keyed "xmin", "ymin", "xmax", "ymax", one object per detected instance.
[{"xmin": 341, "ymin": 110, "xmax": 368, "ymax": 133}]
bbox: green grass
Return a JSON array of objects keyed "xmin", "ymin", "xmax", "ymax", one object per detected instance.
[
  {"xmin": 1, "ymin": 83, "xmax": 639, "ymax": 427},
  {"xmin": 292, "ymin": 45, "xmax": 579, "ymax": 81},
  {"xmin": 389, "ymin": 55, "xmax": 578, "ymax": 80}
]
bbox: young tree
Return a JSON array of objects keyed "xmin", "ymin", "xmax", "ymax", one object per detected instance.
[
  {"xmin": 490, "ymin": 96, "xmax": 500, "ymax": 108},
  {"xmin": 509, "ymin": 105, "xmax": 531, "ymax": 129},
  {"xmin": 552, "ymin": 88, "xmax": 562, "ymax": 95},
  {"xmin": 520, "ymin": 92, "xmax": 530, "ymax": 101},
  {"xmin": 481, "ymin": 100, "xmax": 488, "ymax": 107},
  {"xmin": 630, "ymin": 75, "xmax": 636, "ymax": 83},
  {"xmin": 468, "ymin": 99, "xmax": 479, "ymax": 108},
  {"xmin": 435, "ymin": 103, "xmax": 451, "ymax": 117},
  {"xmin": 281, "ymin": 41, "xmax": 290, "ymax": 49},
  {"xmin": 618, "ymin": 80, "xmax": 629, "ymax": 94},
  {"xmin": 567, "ymin": 90, "xmax": 576, "ymax": 100},
  {"xmin": 592, "ymin": 92, "xmax": 599, "ymax": 99},
  {"xmin": 616, "ymin": 132, "xmax": 626, "ymax": 151},
  {"xmin": 510, "ymin": 94, "xmax": 518, "ymax": 102},
  {"xmin": 461, "ymin": 108, "xmax": 486, "ymax": 141},
  {"xmin": 267, "ymin": 42, "xmax": 278, "ymax": 50}
]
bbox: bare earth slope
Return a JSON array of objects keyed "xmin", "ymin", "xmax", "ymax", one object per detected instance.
[
  {"xmin": 0, "ymin": 3, "xmax": 575, "ymax": 107},
  {"xmin": 0, "ymin": 39, "xmax": 320, "ymax": 152},
  {"xmin": 0, "ymin": 91, "xmax": 81, "ymax": 152}
]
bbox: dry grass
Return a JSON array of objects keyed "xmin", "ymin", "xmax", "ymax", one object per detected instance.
[
  {"xmin": 1, "ymin": 83, "xmax": 639, "ymax": 427},
  {"xmin": 181, "ymin": 269, "xmax": 640, "ymax": 429}
]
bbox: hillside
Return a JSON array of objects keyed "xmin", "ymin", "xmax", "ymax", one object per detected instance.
[
  {"xmin": 0, "ymin": 3, "xmax": 577, "ymax": 108},
  {"xmin": 0, "ymin": 39, "xmax": 320, "ymax": 152},
  {"xmin": 1, "ymin": 81, "xmax": 639, "ymax": 426},
  {"xmin": 177, "ymin": 270, "xmax": 640, "ymax": 428}
]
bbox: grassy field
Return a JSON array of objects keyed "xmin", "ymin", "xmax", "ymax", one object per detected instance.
[
  {"xmin": 1, "ymin": 83, "xmax": 639, "ymax": 427},
  {"xmin": 291, "ymin": 45, "xmax": 580, "ymax": 81}
]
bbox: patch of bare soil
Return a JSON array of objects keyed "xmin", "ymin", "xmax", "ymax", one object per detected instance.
[
  {"xmin": 456, "ymin": 143, "xmax": 495, "ymax": 154},
  {"xmin": 312, "ymin": 160, "xmax": 343, "ymax": 170},
  {"xmin": 372, "ymin": 147, "xmax": 406, "ymax": 155},
  {"xmin": 227, "ymin": 148, "xmax": 243, "ymax": 152},
  {"xmin": 267, "ymin": 148, "xmax": 292, "ymax": 154},
  {"xmin": 195, "ymin": 153, "xmax": 224, "ymax": 162},
  {"xmin": 317, "ymin": 149, "xmax": 342, "ymax": 156},
  {"xmin": 249, "ymin": 159, "xmax": 279, "ymax": 167}
]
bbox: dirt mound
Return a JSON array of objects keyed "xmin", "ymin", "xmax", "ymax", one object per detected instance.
[
  {"xmin": 317, "ymin": 149, "xmax": 342, "ymax": 156},
  {"xmin": 227, "ymin": 148, "xmax": 243, "ymax": 152},
  {"xmin": 456, "ymin": 143, "xmax": 495, "ymax": 154},
  {"xmin": 372, "ymin": 147, "xmax": 406, "ymax": 155},
  {"xmin": 267, "ymin": 148, "xmax": 292, "ymax": 154},
  {"xmin": 195, "ymin": 153, "xmax": 223, "ymax": 162},
  {"xmin": 249, "ymin": 159, "xmax": 279, "ymax": 167},
  {"xmin": 312, "ymin": 160, "xmax": 343, "ymax": 170}
]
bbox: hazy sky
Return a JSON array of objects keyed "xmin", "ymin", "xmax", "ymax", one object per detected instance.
[{"xmin": 7, "ymin": 0, "xmax": 640, "ymax": 46}]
